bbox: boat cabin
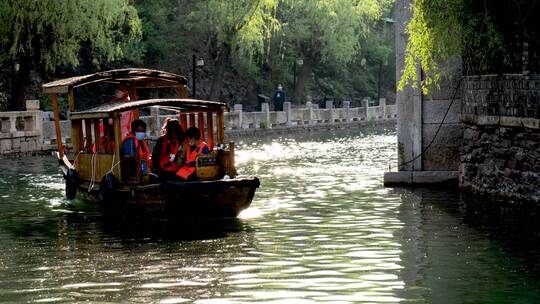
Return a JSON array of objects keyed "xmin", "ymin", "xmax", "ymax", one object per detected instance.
[{"xmin": 42, "ymin": 69, "xmax": 237, "ymax": 191}]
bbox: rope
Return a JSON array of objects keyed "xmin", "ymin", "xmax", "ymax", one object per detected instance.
[
  {"xmin": 106, "ymin": 153, "xmax": 121, "ymax": 175},
  {"xmin": 388, "ymin": 76, "xmax": 465, "ymax": 172},
  {"xmin": 88, "ymin": 151, "xmax": 97, "ymax": 192}
]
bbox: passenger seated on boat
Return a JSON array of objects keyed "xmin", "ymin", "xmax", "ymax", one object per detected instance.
[
  {"xmin": 176, "ymin": 127, "xmax": 210, "ymax": 180},
  {"xmin": 90, "ymin": 121, "xmax": 114, "ymax": 153},
  {"xmin": 121, "ymin": 120, "xmax": 151, "ymax": 165},
  {"xmin": 152, "ymin": 118, "xmax": 187, "ymax": 181}
]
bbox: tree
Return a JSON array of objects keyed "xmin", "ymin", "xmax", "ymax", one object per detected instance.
[
  {"xmin": 398, "ymin": 0, "xmax": 518, "ymax": 94},
  {"xmin": 0, "ymin": 0, "xmax": 141, "ymax": 110},
  {"xmin": 277, "ymin": 0, "xmax": 392, "ymax": 103},
  {"xmin": 188, "ymin": 0, "xmax": 280, "ymax": 100}
]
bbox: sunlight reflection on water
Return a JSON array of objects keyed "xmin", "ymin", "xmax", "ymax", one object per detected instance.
[{"xmin": 3, "ymin": 128, "xmax": 540, "ymax": 303}]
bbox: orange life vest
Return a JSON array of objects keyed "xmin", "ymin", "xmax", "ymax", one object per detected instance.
[
  {"xmin": 176, "ymin": 141, "xmax": 210, "ymax": 180},
  {"xmin": 159, "ymin": 136, "xmax": 182, "ymax": 173},
  {"xmin": 122, "ymin": 133, "xmax": 152, "ymax": 168}
]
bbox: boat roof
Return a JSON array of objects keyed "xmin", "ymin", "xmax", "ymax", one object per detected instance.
[
  {"xmin": 42, "ymin": 68, "xmax": 187, "ymax": 94},
  {"xmin": 69, "ymin": 99, "xmax": 228, "ymax": 120}
]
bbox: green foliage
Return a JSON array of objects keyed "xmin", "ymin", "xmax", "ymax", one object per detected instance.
[
  {"xmin": 0, "ymin": 0, "xmax": 142, "ymax": 72},
  {"xmin": 399, "ymin": 0, "xmax": 506, "ymax": 93},
  {"xmin": 188, "ymin": 0, "xmax": 280, "ymax": 61},
  {"xmin": 281, "ymin": 0, "xmax": 390, "ymax": 64}
]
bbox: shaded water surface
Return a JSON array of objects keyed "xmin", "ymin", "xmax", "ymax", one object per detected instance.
[{"xmin": 1, "ymin": 128, "xmax": 540, "ymax": 303}]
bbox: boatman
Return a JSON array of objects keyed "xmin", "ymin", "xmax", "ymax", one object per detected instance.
[
  {"xmin": 111, "ymin": 83, "xmax": 133, "ymax": 136},
  {"xmin": 176, "ymin": 127, "xmax": 210, "ymax": 180}
]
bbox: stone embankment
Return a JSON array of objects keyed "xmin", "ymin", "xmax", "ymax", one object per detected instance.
[
  {"xmin": 1, "ymin": 99, "xmax": 396, "ymax": 155},
  {"xmin": 460, "ymin": 74, "xmax": 540, "ymax": 203},
  {"xmin": 460, "ymin": 124, "xmax": 540, "ymax": 202}
]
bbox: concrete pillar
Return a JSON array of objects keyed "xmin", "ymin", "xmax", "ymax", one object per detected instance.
[
  {"xmin": 343, "ymin": 100, "xmax": 351, "ymax": 122},
  {"xmin": 234, "ymin": 104, "xmax": 243, "ymax": 129},
  {"xmin": 306, "ymin": 101, "xmax": 313, "ymax": 125},
  {"xmin": 150, "ymin": 106, "xmax": 161, "ymax": 136},
  {"xmin": 379, "ymin": 98, "xmax": 386, "ymax": 119},
  {"xmin": 261, "ymin": 102, "xmax": 270, "ymax": 128},
  {"xmin": 284, "ymin": 102, "xmax": 292, "ymax": 126},
  {"xmin": 396, "ymin": 0, "xmax": 422, "ymax": 171}
]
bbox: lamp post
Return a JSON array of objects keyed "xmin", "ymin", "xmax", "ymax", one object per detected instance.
[{"xmin": 192, "ymin": 55, "xmax": 205, "ymax": 98}]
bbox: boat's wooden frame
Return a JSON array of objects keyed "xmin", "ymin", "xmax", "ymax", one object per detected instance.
[{"xmin": 43, "ymin": 68, "xmax": 259, "ymax": 217}]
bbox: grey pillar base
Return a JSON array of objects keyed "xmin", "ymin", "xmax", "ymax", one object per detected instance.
[{"xmin": 383, "ymin": 171, "xmax": 458, "ymax": 187}]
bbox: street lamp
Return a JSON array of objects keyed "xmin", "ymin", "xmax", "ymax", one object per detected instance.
[
  {"xmin": 192, "ymin": 55, "xmax": 205, "ymax": 98},
  {"xmin": 293, "ymin": 58, "xmax": 303, "ymax": 96}
]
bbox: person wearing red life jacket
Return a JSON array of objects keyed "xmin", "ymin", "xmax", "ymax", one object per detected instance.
[
  {"xmin": 176, "ymin": 127, "xmax": 210, "ymax": 180},
  {"xmin": 151, "ymin": 118, "xmax": 187, "ymax": 181},
  {"xmin": 121, "ymin": 119, "xmax": 152, "ymax": 168}
]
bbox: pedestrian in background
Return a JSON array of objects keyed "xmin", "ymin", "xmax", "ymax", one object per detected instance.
[{"xmin": 273, "ymin": 84, "xmax": 285, "ymax": 111}]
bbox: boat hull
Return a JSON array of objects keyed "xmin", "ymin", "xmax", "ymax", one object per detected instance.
[{"xmin": 72, "ymin": 177, "xmax": 260, "ymax": 217}]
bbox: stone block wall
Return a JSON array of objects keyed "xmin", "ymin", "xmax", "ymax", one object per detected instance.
[
  {"xmin": 460, "ymin": 124, "xmax": 540, "ymax": 202},
  {"xmin": 460, "ymin": 74, "xmax": 540, "ymax": 202},
  {"xmin": 463, "ymin": 74, "xmax": 540, "ymax": 118}
]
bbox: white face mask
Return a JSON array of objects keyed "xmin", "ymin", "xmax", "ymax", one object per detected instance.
[{"xmin": 135, "ymin": 132, "xmax": 146, "ymax": 140}]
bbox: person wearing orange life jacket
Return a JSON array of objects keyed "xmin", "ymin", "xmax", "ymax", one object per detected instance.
[
  {"xmin": 121, "ymin": 119, "xmax": 152, "ymax": 168},
  {"xmin": 151, "ymin": 118, "xmax": 187, "ymax": 181},
  {"xmin": 176, "ymin": 127, "xmax": 210, "ymax": 180}
]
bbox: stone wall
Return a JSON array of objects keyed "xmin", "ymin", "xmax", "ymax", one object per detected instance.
[
  {"xmin": 460, "ymin": 124, "xmax": 540, "ymax": 202},
  {"xmin": 460, "ymin": 74, "xmax": 540, "ymax": 202}
]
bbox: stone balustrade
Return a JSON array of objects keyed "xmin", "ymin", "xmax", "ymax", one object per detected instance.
[
  {"xmin": 0, "ymin": 99, "xmax": 396, "ymax": 155},
  {"xmin": 0, "ymin": 100, "xmax": 43, "ymax": 154}
]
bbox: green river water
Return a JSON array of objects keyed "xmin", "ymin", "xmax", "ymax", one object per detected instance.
[{"xmin": 1, "ymin": 127, "xmax": 540, "ymax": 303}]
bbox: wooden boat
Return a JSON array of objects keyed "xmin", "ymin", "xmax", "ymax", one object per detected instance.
[{"xmin": 42, "ymin": 68, "xmax": 259, "ymax": 217}]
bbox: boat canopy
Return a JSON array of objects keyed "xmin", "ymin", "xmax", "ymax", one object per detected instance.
[
  {"xmin": 68, "ymin": 98, "xmax": 228, "ymax": 120},
  {"xmin": 42, "ymin": 68, "xmax": 187, "ymax": 94}
]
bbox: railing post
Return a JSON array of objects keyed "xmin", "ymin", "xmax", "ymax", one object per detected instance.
[
  {"xmin": 261, "ymin": 102, "xmax": 270, "ymax": 128},
  {"xmin": 234, "ymin": 104, "xmax": 243, "ymax": 129},
  {"xmin": 326, "ymin": 100, "xmax": 334, "ymax": 124},
  {"xmin": 379, "ymin": 98, "xmax": 386, "ymax": 119},
  {"xmin": 343, "ymin": 100, "xmax": 350, "ymax": 122},
  {"xmin": 9, "ymin": 115, "xmax": 17, "ymax": 133},
  {"xmin": 284, "ymin": 102, "xmax": 292, "ymax": 126},
  {"xmin": 306, "ymin": 101, "xmax": 313, "ymax": 125}
]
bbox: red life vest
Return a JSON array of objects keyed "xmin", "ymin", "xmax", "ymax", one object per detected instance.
[
  {"xmin": 176, "ymin": 141, "xmax": 209, "ymax": 180},
  {"xmin": 122, "ymin": 133, "xmax": 152, "ymax": 168},
  {"xmin": 158, "ymin": 136, "xmax": 182, "ymax": 173}
]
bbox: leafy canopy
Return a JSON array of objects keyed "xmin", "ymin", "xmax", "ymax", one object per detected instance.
[
  {"xmin": 398, "ymin": 0, "xmax": 506, "ymax": 93},
  {"xmin": 0, "ymin": 0, "xmax": 142, "ymax": 71},
  {"xmin": 281, "ymin": 0, "xmax": 392, "ymax": 64},
  {"xmin": 189, "ymin": 0, "xmax": 280, "ymax": 61}
]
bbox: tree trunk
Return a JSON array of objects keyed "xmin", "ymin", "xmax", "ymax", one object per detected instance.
[
  {"xmin": 209, "ymin": 44, "xmax": 231, "ymax": 101},
  {"xmin": 293, "ymin": 58, "xmax": 313, "ymax": 105},
  {"xmin": 10, "ymin": 61, "xmax": 31, "ymax": 111}
]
